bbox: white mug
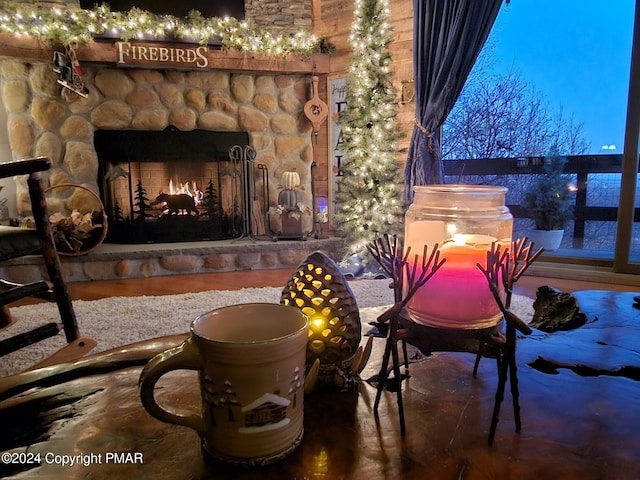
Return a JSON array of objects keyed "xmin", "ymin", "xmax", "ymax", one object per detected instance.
[{"xmin": 139, "ymin": 303, "xmax": 309, "ymax": 466}]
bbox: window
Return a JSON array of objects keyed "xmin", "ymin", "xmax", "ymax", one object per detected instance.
[{"xmin": 443, "ymin": 0, "xmax": 636, "ymax": 265}]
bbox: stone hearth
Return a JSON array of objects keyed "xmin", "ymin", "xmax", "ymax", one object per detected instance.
[{"xmin": 0, "ymin": 237, "xmax": 343, "ymax": 283}]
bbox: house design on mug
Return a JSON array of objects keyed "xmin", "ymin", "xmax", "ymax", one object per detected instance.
[{"xmin": 239, "ymin": 393, "xmax": 291, "ymax": 433}]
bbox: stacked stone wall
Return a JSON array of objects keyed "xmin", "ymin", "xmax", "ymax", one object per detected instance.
[{"xmin": 245, "ymin": 0, "xmax": 312, "ymax": 34}]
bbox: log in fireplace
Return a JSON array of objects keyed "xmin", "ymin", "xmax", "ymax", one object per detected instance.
[{"xmin": 94, "ymin": 127, "xmax": 253, "ymax": 243}]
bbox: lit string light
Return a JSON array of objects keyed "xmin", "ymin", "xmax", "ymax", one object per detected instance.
[
  {"xmin": 0, "ymin": 3, "xmax": 319, "ymax": 56},
  {"xmin": 335, "ymin": 0, "xmax": 403, "ymax": 255}
]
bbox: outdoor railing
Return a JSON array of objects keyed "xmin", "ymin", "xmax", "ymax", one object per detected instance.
[{"xmin": 443, "ymin": 154, "xmax": 629, "ymax": 250}]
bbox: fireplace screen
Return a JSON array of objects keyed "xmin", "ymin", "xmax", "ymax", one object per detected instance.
[{"xmin": 95, "ymin": 128, "xmax": 251, "ymax": 243}]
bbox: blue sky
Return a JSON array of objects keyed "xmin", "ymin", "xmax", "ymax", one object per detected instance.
[{"xmin": 486, "ymin": 0, "xmax": 634, "ymax": 154}]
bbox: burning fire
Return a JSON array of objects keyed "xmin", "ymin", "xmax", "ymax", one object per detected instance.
[
  {"xmin": 153, "ymin": 179, "xmax": 203, "ymax": 217},
  {"xmin": 168, "ymin": 179, "xmax": 204, "ymax": 205}
]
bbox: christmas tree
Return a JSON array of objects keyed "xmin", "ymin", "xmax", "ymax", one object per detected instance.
[
  {"xmin": 203, "ymin": 179, "xmax": 221, "ymax": 218},
  {"xmin": 133, "ymin": 180, "xmax": 152, "ymax": 221},
  {"xmin": 111, "ymin": 200, "xmax": 125, "ymax": 223},
  {"xmin": 334, "ymin": 0, "xmax": 404, "ymax": 257}
]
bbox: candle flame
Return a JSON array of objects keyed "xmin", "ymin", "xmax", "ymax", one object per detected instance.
[
  {"xmin": 450, "ymin": 233, "xmax": 498, "ymax": 248},
  {"xmin": 452, "ymin": 233, "xmax": 467, "ymax": 245}
]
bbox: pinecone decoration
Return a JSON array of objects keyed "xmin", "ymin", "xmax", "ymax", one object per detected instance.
[{"xmin": 281, "ymin": 251, "xmax": 361, "ymax": 386}]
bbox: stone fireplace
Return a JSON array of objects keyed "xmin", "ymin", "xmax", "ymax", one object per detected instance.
[
  {"xmin": 0, "ymin": 61, "xmax": 317, "ymax": 237},
  {"xmin": 0, "ymin": 0, "xmax": 343, "ymax": 279}
]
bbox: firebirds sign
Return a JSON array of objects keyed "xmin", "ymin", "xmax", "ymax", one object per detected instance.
[{"xmin": 116, "ymin": 41, "xmax": 209, "ymax": 69}]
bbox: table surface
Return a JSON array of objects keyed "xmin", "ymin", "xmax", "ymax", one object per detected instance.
[
  {"xmin": 526, "ymin": 290, "xmax": 640, "ymax": 373},
  {"xmin": 1, "ymin": 295, "xmax": 639, "ymax": 479}
]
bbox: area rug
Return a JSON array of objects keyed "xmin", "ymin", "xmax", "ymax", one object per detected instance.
[{"xmin": 0, "ymin": 280, "xmax": 534, "ymax": 377}]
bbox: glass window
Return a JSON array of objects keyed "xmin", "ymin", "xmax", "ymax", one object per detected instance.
[{"xmin": 443, "ymin": 0, "xmax": 635, "ymax": 260}]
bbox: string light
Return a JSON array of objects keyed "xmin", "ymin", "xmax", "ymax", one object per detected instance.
[
  {"xmin": 0, "ymin": 3, "xmax": 319, "ymax": 57},
  {"xmin": 334, "ymin": 0, "xmax": 404, "ymax": 256}
]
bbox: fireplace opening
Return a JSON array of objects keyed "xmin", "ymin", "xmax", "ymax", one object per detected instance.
[{"xmin": 94, "ymin": 127, "xmax": 251, "ymax": 244}]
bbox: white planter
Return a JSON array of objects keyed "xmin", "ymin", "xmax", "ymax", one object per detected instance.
[{"xmin": 526, "ymin": 229, "xmax": 564, "ymax": 251}]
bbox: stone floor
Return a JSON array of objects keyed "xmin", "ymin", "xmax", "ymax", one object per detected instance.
[{"xmin": 0, "ymin": 237, "xmax": 344, "ymax": 283}]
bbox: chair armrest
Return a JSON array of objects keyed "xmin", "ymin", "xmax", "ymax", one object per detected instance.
[{"xmin": 0, "ymin": 157, "xmax": 52, "ymax": 179}]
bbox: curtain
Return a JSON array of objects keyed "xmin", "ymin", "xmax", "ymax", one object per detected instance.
[{"xmin": 404, "ymin": 0, "xmax": 503, "ymax": 202}]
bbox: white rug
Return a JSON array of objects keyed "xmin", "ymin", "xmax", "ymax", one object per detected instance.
[{"xmin": 0, "ymin": 280, "xmax": 534, "ymax": 377}]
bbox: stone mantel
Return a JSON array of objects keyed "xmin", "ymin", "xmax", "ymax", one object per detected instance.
[{"xmin": 0, "ymin": 34, "xmax": 330, "ymax": 75}]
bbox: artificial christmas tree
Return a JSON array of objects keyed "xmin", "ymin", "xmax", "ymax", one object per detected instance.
[{"xmin": 334, "ymin": 0, "xmax": 405, "ymax": 258}]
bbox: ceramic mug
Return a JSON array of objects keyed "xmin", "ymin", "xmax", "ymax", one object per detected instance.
[{"xmin": 139, "ymin": 303, "xmax": 309, "ymax": 466}]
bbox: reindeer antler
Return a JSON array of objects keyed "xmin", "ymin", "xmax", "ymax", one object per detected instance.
[
  {"xmin": 509, "ymin": 237, "xmax": 544, "ymax": 284},
  {"xmin": 477, "ymin": 238, "xmax": 542, "ymax": 335},
  {"xmin": 368, "ymin": 235, "xmax": 446, "ymax": 324},
  {"xmin": 367, "ymin": 234, "xmax": 404, "ymax": 303},
  {"xmin": 402, "ymin": 244, "xmax": 446, "ymax": 306}
]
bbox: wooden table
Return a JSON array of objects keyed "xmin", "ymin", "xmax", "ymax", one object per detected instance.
[
  {"xmin": 1, "ymin": 300, "xmax": 639, "ymax": 479},
  {"xmin": 523, "ymin": 290, "xmax": 640, "ymax": 375}
]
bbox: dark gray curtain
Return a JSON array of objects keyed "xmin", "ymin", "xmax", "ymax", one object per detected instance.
[{"xmin": 404, "ymin": 0, "xmax": 503, "ymax": 202}]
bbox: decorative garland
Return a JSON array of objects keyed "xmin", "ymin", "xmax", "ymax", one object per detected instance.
[{"xmin": 0, "ymin": 2, "xmax": 322, "ymax": 56}]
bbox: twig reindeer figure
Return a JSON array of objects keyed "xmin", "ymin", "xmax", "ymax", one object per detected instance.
[
  {"xmin": 367, "ymin": 234, "xmax": 542, "ymax": 443},
  {"xmin": 367, "ymin": 234, "xmax": 445, "ymax": 435},
  {"xmin": 476, "ymin": 237, "xmax": 543, "ymax": 444}
]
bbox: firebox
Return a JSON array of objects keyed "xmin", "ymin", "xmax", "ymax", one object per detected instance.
[{"xmin": 94, "ymin": 127, "xmax": 251, "ymax": 243}]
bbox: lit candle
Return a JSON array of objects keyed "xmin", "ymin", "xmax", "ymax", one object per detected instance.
[
  {"xmin": 403, "ymin": 185, "xmax": 513, "ymax": 329},
  {"xmin": 405, "ymin": 222, "xmax": 505, "ymax": 329}
]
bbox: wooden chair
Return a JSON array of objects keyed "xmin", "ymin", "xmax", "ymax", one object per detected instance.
[{"xmin": 0, "ymin": 157, "xmax": 95, "ymax": 371}]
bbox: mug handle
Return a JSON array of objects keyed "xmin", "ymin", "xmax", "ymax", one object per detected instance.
[{"xmin": 139, "ymin": 337, "xmax": 206, "ymax": 435}]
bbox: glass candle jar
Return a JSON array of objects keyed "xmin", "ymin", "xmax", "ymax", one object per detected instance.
[{"xmin": 404, "ymin": 185, "xmax": 513, "ymax": 329}]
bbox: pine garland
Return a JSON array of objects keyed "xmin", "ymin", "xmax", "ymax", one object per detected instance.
[
  {"xmin": 334, "ymin": 0, "xmax": 404, "ymax": 257},
  {"xmin": 0, "ymin": 2, "xmax": 319, "ymax": 56}
]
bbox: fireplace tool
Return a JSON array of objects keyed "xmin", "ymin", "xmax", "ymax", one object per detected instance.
[{"xmin": 229, "ymin": 144, "xmax": 259, "ymax": 240}]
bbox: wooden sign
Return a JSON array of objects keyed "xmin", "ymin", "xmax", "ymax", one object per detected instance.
[{"xmin": 116, "ymin": 41, "xmax": 209, "ymax": 69}]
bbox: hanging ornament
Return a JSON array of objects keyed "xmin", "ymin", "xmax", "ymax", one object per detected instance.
[
  {"xmin": 53, "ymin": 42, "xmax": 89, "ymax": 98},
  {"xmin": 366, "ymin": 122, "xmax": 373, "ymax": 129},
  {"xmin": 303, "ymin": 75, "xmax": 329, "ymax": 142}
]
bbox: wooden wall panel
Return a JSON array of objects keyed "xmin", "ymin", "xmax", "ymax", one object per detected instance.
[
  {"xmin": 309, "ymin": 0, "xmax": 415, "ymax": 225},
  {"xmin": 313, "ymin": 0, "xmax": 415, "ymax": 171}
]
